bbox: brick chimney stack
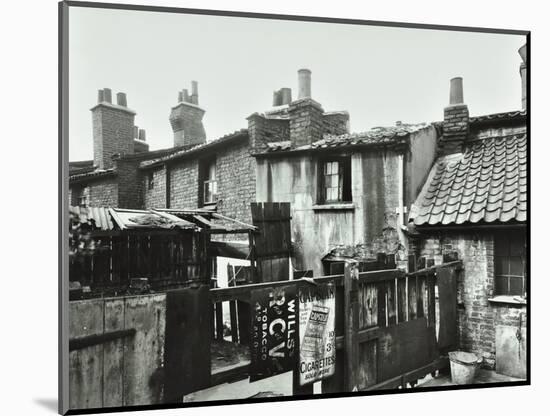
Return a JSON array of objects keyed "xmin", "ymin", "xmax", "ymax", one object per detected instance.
[
  {"xmin": 518, "ymin": 44, "xmax": 527, "ymax": 110},
  {"xmin": 91, "ymin": 88, "xmax": 136, "ymax": 169},
  {"xmin": 169, "ymin": 81, "xmax": 206, "ymax": 147},
  {"xmin": 440, "ymin": 77, "xmax": 469, "ymax": 155},
  {"xmin": 289, "ymin": 69, "xmax": 324, "ymax": 148}
]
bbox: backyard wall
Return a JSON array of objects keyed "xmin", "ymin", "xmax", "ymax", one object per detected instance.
[{"xmin": 69, "ymin": 294, "xmax": 166, "ymax": 410}]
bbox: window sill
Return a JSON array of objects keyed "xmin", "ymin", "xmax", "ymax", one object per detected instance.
[
  {"xmin": 488, "ymin": 296, "xmax": 527, "ymax": 306},
  {"xmin": 312, "ymin": 203, "xmax": 355, "ymax": 211}
]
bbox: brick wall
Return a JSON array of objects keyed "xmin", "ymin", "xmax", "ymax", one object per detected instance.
[
  {"xmin": 440, "ymin": 104, "xmax": 469, "ymax": 155},
  {"xmin": 116, "ymin": 158, "xmax": 143, "ymax": 209},
  {"xmin": 88, "ymin": 179, "xmax": 118, "ymax": 207},
  {"xmin": 143, "ymin": 166, "xmax": 167, "ymax": 209},
  {"xmin": 289, "ymin": 98, "xmax": 324, "ymax": 148},
  {"xmin": 248, "ymin": 113, "xmax": 290, "ymax": 153},
  {"xmin": 414, "ymin": 231, "xmax": 527, "ymax": 369},
  {"xmin": 323, "ymin": 112, "xmax": 350, "ymax": 136},
  {"xmin": 216, "ymin": 141, "xmax": 256, "ymax": 225},
  {"xmin": 169, "ymin": 160, "xmax": 199, "ymax": 209}
]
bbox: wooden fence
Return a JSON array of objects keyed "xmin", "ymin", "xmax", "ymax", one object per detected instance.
[
  {"xmin": 187, "ymin": 260, "xmax": 462, "ymax": 397},
  {"xmin": 69, "ymin": 230, "xmax": 208, "ymax": 296}
]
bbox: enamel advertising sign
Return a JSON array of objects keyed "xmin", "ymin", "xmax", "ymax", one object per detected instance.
[
  {"xmin": 298, "ymin": 283, "xmax": 336, "ymax": 385},
  {"xmin": 250, "ymin": 285, "xmax": 298, "ymax": 382}
]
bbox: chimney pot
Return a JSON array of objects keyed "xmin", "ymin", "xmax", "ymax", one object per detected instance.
[
  {"xmin": 449, "ymin": 77, "xmax": 464, "ymax": 105},
  {"xmin": 97, "ymin": 89, "xmax": 105, "ymax": 103},
  {"xmin": 191, "ymin": 81, "xmax": 199, "ymax": 105},
  {"xmin": 178, "ymin": 91, "xmax": 183, "ymax": 103},
  {"xmin": 103, "ymin": 88, "xmax": 112, "ymax": 104},
  {"xmin": 280, "ymin": 88, "xmax": 292, "ymax": 105},
  {"xmin": 298, "ymin": 69, "xmax": 312, "ymax": 99},
  {"xmin": 272, "ymin": 90, "xmax": 281, "ymax": 106},
  {"xmin": 116, "ymin": 92, "xmax": 127, "ymax": 107},
  {"xmin": 182, "ymin": 89, "xmax": 190, "ymax": 103},
  {"xmin": 133, "ymin": 126, "xmax": 139, "ymax": 139},
  {"xmin": 138, "ymin": 129, "xmax": 146, "ymax": 141}
]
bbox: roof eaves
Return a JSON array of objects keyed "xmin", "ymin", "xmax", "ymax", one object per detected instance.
[{"xmin": 139, "ymin": 129, "xmax": 248, "ymax": 169}]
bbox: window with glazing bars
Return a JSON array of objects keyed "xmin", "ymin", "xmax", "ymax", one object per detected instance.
[{"xmin": 494, "ymin": 230, "xmax": 526, "ymax": 297}]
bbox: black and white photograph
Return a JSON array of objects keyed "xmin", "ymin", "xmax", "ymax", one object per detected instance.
[{"xmin": 58, "ymin": 1, "xmax": 531, "ymax": 414}]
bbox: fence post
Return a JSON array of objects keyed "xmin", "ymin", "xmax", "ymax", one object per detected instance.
[
  {"xmin": 344, "ymin": 260, "xmax": 359, "ymax": 392},
  {"xmin": 163, "ymin": 284, "xmax": 212, "ymax": 403}
]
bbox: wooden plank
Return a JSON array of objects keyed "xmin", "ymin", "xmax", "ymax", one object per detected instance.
[
  {"xmin": 377, "ymin": 281, "xmax": 387, "ymax": 327},
  {"xmin": 358, "ymin": 269, "xmax": 405, "ymax": 284},
  {"xmin": 215, "ymin": 302, "xmax": 224, "ymax": 340},
  {"xmin": 376, "ymin": 317, "xmax": 437, "ymax": 383},
  {"xmin": 164, "ymin": 286, "xmax": 211, "ymax": 403},
  {"xmin": 358, "ymin": 283, "xmax": 377, "ymax": 328},
  {"xmin": 397, "ymin": 278, "xmax": 407, "ymax": 323},
  {"xmin": 102, "ymin": 299, "xmax": 125, "ymax": 408},
  {"xmin": 427, "ymin": 274, "xmax": 436, "ymax": 328},
  {"xmin": 407, "ymin": 260, "xmax": 462, "ymax": 276},
  {"xmin": 387, "ymin": 279, "xmax": 397, "ymax": 326},
  {"xmin": 357, "ymin": 340, "xmax": 377, "ymax": 390},
  {"xmin": 228, "ymin": 266, "xmax": 239, "ymax": 343},
  {"xmin": 437, "ymin": 267, "xmax": 458, "ymax": 350},
  {"xmin": 408, "ymin": 275, "xmax": 417, "ymax": 320},
  {"xmin": 344, "ymin": 262, "xmax": 359, "ymax": 391}
]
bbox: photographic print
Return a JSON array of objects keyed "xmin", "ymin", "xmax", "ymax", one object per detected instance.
[{"xmin": 59, "ymin": 1, "xmax": 529, "ymax": 414}]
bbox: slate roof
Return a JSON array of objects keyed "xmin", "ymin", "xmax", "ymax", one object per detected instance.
[
  {"xmin": 413, "ymin": 132, "xmax": 527, "ymax": 226},
  {"xmin": 140, "ymin": 129, "xmax": 248, "ymax": 169},
  {"xmin": 264, "ymin": 124, "xmax": 429, "ymax": 153},
  {"xmin": 69, "ymin": 168, "xmax": 116, "ymax": 182}
]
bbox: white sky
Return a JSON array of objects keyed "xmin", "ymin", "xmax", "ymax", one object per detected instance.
[{"xmin": 68, "ymin": 6, "xmax": 526, "ymax": 161}]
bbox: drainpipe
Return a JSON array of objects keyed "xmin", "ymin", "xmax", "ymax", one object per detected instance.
[{"xmin": 397, "ymin": 154, "xmax": 407, "ymax": 253}]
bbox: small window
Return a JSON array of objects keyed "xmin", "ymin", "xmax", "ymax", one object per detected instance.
[
  {"xmin": 318, "ymin": 156, "xmax": 352, "ymax": 204},
  {"xmin": 78, "ymin": 187, "xmax": 89, "ymax": 207},
  {"xmin": 200, "ymin": 157, "xmax": 218, "ymax": 205},
  {"xmin": 494, "ymin": 230, "xmax": 526, "ymax": 296},
  {"xmin": 147, "ymin": 172, "xmax": 155, "ymax": 190}
]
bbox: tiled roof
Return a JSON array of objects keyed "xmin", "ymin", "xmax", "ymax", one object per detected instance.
[
  {"xmin": 469, "ymin": 110, "xmax": 527, "ymax": 124},
  {"xmin": 413, "ymin": 133, "xmax": 527, "ymax": 226},
  {"xmin": 264, "ymin": 124, "xmax": 428, "ymax": 153},
  {"xmin": 140, "ymin": 129, "xmax": 248, "ymax": 169}
]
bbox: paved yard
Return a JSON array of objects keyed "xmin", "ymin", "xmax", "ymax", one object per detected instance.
[{"xmin": 417, "ymin": 368, "xmax": 524, "ymax": 388}]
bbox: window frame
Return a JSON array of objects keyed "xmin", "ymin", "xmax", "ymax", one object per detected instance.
[
  {"xmin": 199, "ymin": 156, "xmax": 218, "ymax": 206},
  {"xmin": 317, "ymin": 155, "xmax": 352, "ymax": 205},
  {"xmin": 493, "ymin": 230, "xmax": 527, "ymax": 297}
]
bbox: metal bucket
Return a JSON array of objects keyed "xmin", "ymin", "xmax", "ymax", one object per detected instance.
[{"xmin": 449, "ymin": 351, "xmax": 482, "ymax": 385}]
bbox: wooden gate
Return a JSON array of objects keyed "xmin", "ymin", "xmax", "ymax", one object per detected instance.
[{"xmin": 250, "ymin": 202, "xmax": 292, "ymax": 282}]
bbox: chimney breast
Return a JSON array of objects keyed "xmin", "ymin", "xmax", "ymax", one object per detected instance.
[
  {"xmin": 441, "ymin": 77, "xmax": 469, "ymax": 155},
  {"xmin": 170, "ymin": 81, "xmax": 206, "ymax": 147},
  {"xmin": 298, "ymin": 69, "xmax": 312, "ymax": 99},
  {"xmin": 91, "ymin": 89, "xmax": 136, "ymax": 169}
]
